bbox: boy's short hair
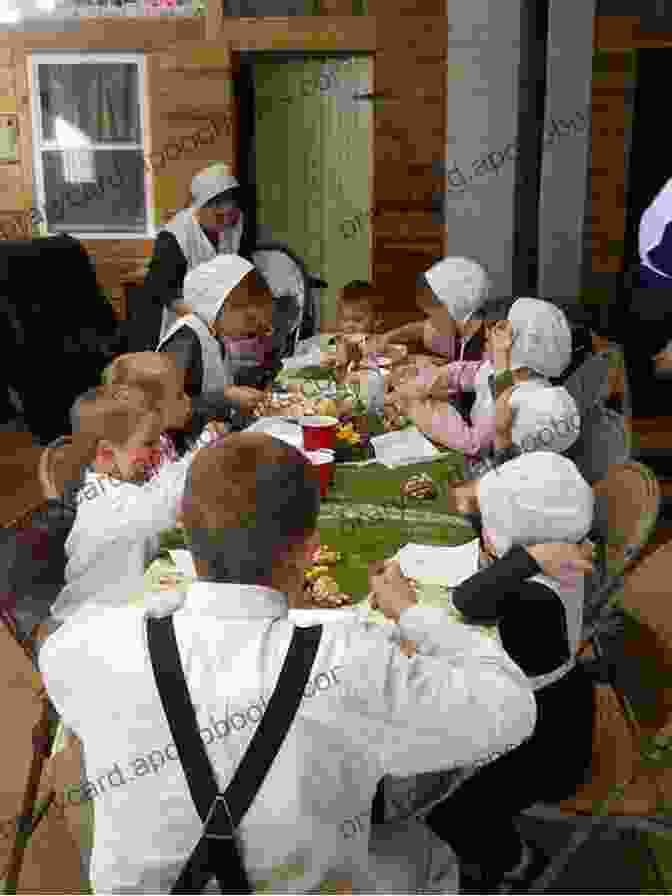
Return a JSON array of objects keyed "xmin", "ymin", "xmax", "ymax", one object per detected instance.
[
  {"xmin": 182, "ymin": 432, "xmax": 319, "ymax": 587},
  {"xmin": 62, "ymin": 385, "xmax": 160, "ymax": 497},
  {"xmin": 105, "ymin": 352, "xmax": 181, "ymax": 407},
  {"xmin": 339, "ymin": 280, "xmax": 377, "ymax": 305},
  {"xmin": 73, "ymin": 384, "xmax": 160, "ymax": 449}
]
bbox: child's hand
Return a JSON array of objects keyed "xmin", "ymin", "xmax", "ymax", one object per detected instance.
[
  {"xmin": 365, "ymin": 334, "xmax": 388, "ymax": 356},
  {"xmin": 490, "ymin": 320, "xmax": 513, "ymax": 355},
  {"xmin": 399, "ymin": 638, "xmax": 417, "ymax": 657},
  {"xmin": 368, "ymin": 560, "xmax": 418, "ymax": 623},
  {"xmin": 494, "ymin": 385, "xmax": 515, "ymax": 438},
  {"xmin": 224, "ymin": 386, "xmax": 265, "ymax": 413},
  {"xmin": 526, "ymin": 542, "xmax": 595, "ymax": 586}
]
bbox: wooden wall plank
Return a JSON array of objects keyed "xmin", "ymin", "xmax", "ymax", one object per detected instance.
[
  {"xmin": 595, "ymin": 14, "xmax": 672, "ymax": 49},
  {"xmin": 372, "ymin": 14, "xmax": 446, "ymax": 307},
  {"xmin": 5, "ymin": 18, "xmax": 205, "ymax": 52},
  {"xmin": 588, "ymin": 49, "xmax": 631, "ymax": 274}
]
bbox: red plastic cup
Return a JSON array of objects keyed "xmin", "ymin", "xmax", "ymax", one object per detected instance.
[
  {"xmin": 299, "ymin": 415, "xmax": 339, "ymax": 451},
  {"xmin": 305, "ymin": 449, "xmax": 335, "ymax": 498}
]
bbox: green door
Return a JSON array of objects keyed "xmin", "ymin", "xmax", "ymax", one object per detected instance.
[{"xmin": 254, "ymin": 55, "xmax": 372, "ymax": 328}]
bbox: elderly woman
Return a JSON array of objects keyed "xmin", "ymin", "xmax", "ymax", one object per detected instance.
[
  {"xmin": 156, "ymin": 254, "xmax": 273, "ymax": 418},
  {"xmin": 142, "ymin": 164, "xmax": 252, "ymax": 348},
  {"xmin": 371, "ymin": 452, "xmax": 597, "ymax": 893}
]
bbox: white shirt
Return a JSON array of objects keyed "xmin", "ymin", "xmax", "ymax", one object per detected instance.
[
  {"xmin": 51, "ymin": 443, "xmax": 203, "ymax": 623},
  {"xmin": 40, "ymin": 582, "xmax": 536, "ymax": 894},
  {"xmin": 639, "ymin": 176, "xmax": 672, "ymax": 277}
]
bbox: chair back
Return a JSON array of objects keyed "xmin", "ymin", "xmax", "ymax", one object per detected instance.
[
  {"xmin": 615, "ymin": 540, "xmax": 672, "ymax": 738},
  {"xmin": 38, "ymin": 436, "xmax": 75, "ymax": 501},
  {"xmin": 592, "ymin": 462, "xmax": 660, "ymax": 578}
]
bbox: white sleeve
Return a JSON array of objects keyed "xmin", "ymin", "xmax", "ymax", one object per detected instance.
[
  {"xmin": 93, "ymin": 455, "xmax": 194, "ymax": 544},
  {"xmin": 334, "ymin": 608, "xmax": 536, "ymax": 780}
]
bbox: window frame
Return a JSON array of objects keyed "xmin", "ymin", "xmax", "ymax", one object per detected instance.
[{"xmin": 28, "ymin": 51, "xmax": 155, "ymax": 240}]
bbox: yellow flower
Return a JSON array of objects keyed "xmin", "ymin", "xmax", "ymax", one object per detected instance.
[
  {"xmin": 336, "ymin": 430, "xmax": 349, "ymax": 440},
  {"xmin": 349, "ymin": 434, "xmax": 361, "ymax": 444}
]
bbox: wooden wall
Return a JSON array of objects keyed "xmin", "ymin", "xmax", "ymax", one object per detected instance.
[
  {"xmin": 2, "ymin": 6, "xmax": 446, "ymax": 330},
  {"xmin": 589, "ymin": 16, "xmax": 672, "ymax": 280}
]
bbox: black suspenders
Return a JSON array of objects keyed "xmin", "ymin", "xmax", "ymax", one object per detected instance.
[{"xmin": 146, "ymin": 615, "xmax": 323, "ymax": 894}]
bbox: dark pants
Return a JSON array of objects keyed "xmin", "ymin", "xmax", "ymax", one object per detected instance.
[
  {"xmin": 620, "ymin": 275, "xmax": 672, "ymax": 417},
  {"xmin": 425, "ymin": 662, "xmax": 595, "ymax": 880}
]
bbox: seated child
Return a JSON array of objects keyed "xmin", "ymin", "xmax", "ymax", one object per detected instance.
[
  {"xmin": 370, "ymin": 256, "xmax": 491, "ymax": 364},
  {"xmin": 51, "ymin": 384, "xmax": 214, "ymax": 624},
  {"xmin": 156, "ymin": 254, "xmax": 274, "ymax": 416},
  {"xmin": 372, "ymin": 452, "xmax": 596, "ymax": 892},
  {"xmin": 101, "ymin": 352, "xmax": 230, "ymax": 473},
  {"xmin": 321, "ymin": 281, "xmax": 383, "ymax": 368},
  {"xmin": 389, "ymin": 298, "xmax": 579, "ymax": 460}
]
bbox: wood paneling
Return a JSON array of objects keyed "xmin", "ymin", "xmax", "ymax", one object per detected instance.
[
  {"xmin": 4, "ymin": 18, "xmax": 205, "ymax": 52},
  {"xmin": 371, "ymin": 14, "xmax": 446, "ymax": 307},
  {"xmin": 214, "ymin": 16, "xmax": 376, "ymax": 51},
  {"xmin": 588, "ymin": 51, "xmax": 631, "ymax": 273},
  {"xmin": 146, "ymin": 40, "xmax": 235, "ymax": 227},
  {"xmin": 595, "ymin": 14, "xmax": 672, "ymax": 49}
]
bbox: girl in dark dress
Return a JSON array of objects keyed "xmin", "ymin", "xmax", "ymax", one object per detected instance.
[{"xmin": 373, "ymin": 451, "xmax": 597, "ymax": 894}]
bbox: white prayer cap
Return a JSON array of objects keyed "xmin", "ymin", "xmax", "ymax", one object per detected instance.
[
  {"xmin": 183, "ymin": 254, "xmax": 254, "ymax": 324},
  {"xmin": 477, "ymin": 452, "xmax": 594, "ymax": 556},
  {"xmin": 510, "ymin": 383, "xmax": 581, "ymax": 454},
  {"xmin": 507, "ymin": 297, "xmax": 572, "ymax": 379},
  {"xmin": 191, "ymin": 163, "xmax": 239, "ymax": 209},
  {"xmin": 423, "ymin": 257, "xmax": 491, "ymax": 322}
]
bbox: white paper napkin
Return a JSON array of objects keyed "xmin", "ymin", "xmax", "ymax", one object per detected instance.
[
  {"xmin": 396, "ymin": 540, "xmax": 480, "ymax": 587},
  {"xmin": 168, "ymin": 550, "xmax": 197, "ymax": 577},
  {"xmin": 370, "ymin": 427, "xmax": 440, "ymax": 468},
  {"xmin": 243, "ymin": 417, "xmax": 304, "ymax": 449}
]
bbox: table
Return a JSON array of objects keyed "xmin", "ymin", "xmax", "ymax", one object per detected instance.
[{"xmin": 47, "ymin": 435, "xmax": 491, "ymax": 875}]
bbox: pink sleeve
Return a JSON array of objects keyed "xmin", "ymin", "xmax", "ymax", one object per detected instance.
[
  {"xmin": 422, "ymin": 322, "xmax": 456, "ymax": 359},
  {"xmin": 411, "ymin": 360, "xmax": 487, "ymax": 395},
  {"xmin": 408, "ymin": 400, "xmax": 496, "ymax": 458}
]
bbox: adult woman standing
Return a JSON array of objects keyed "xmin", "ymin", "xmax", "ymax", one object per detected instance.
[{"xmin": 141, "ymin": 163, "xmax": 253, "ymax": 350}]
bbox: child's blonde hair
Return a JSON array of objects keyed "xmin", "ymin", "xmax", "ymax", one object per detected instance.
[
  {"xmin": 104, "ymin": 352, "xmax": 182, "ymax": 406},
  {"xmin": 61, "ymin": 385, "xmax": 161, "ymax": 496}
]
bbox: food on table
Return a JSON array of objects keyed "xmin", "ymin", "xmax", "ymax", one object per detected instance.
[
  {"xmin": 383, "ymin": 403, "xmax": 411, "ymax": 432},
  {"xmin": 401, "ymin": 473, "xmax": 438, "ymax": 499},
  {"xmin": 254, "ymin": 392, "xmax": 322, "ymax": 419},
  {"xmin": 311, "ymin": 544, "xmax": 342, "ymax": 565},
  {"xmin": 336, "ymin": 422, "xmax": 362, "ymax": 446},
  {"xmin": 316, "ymin": 398, "xmax": 339, "ymax": 418},
  {"xmin": 302, "ymin": 545, "xmax": 352, "ymax": 607},
  {"xmin": 304, "ymin": 573, "xmax": 353, "ymax": 607}
]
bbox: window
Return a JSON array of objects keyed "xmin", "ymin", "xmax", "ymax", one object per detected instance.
[{"xmin": 29, "ymin": 54, "xmax": 151, "ymax": 238}]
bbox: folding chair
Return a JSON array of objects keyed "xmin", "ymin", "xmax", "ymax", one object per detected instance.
[
  {"xmin": 0, "ymin": 435, "xmax": 85, "ymax": 891},
  {"xmin": 582, "ymin": 461, "xmax": 660, "ymax": 647},
  {"xmin": 0, "ymin": 508, "xmax": 62, "ymax": 895},
  {"xmin": 518, "ymin": 537, "xmax": 672, "ymax": 894}
]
